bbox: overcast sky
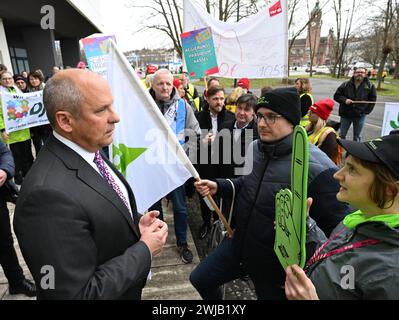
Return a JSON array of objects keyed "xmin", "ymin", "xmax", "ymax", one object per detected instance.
[{"xmin": 99, "ymin": 0, "xmax": 385, "ymax": 52}]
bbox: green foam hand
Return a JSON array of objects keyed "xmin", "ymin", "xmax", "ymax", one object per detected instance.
[{"xmin": 274, "ymin": 126, "xmax": 309, "ymax": 270}]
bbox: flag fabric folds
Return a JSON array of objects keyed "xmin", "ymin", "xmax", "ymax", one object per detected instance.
[{"xmin": 106, "ymin": 40, "xmax": 199, "ymax": 213}]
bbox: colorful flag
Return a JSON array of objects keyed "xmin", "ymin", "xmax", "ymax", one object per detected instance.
[{"xmin": 106, "ymin": 40, "xmax": 199, "ymax": 213}]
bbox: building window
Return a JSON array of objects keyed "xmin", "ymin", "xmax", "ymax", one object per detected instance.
[{"xmin": 9, "ymin": 47, "xmax": 30, "ymax": 75}]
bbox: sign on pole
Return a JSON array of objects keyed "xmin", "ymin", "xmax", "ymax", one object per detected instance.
[
  {"xmin": 274, "ymin": 126, "xmax": 308, "ymax": 270},
  {"xmin": 180, "ymin": 27, "xmax": 219, "ymax": 80}
]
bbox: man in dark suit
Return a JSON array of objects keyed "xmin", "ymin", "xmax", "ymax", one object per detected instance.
[{"xmin": 14, "ymin": 69, "xmax": 168, "ymax": 300}]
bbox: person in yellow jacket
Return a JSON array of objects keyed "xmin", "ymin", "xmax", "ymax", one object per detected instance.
[
  {"xmin": 295, "ymin": 78, "xmax": 314, "ymax": 127},
  {"xmin": 180, "ymin": 72, "xmax": 200, "ymax": 112},
  {"xmin": 225, "ymin": 86, "xmax": 246, "ymax": 113},
  {"xmin": 0, "ymin": 71, "xmax": 33, "ymax": 184},
  {"xmin": 306, "ymin": 98, "xmax": 343, "ymax": 165}
]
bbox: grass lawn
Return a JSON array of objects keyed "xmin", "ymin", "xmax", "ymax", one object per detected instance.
[
  {"xmin": 191, "ymin": 74, "xmax": 399, "ymax": 98},
  {"xmin": 192, "ymin": 78, "xmax": 284, "ymax": 89}
]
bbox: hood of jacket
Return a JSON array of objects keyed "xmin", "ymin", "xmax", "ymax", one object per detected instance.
[{"xmin": 357, "ymin": 221, "xmax": 399, "ymax": 246}]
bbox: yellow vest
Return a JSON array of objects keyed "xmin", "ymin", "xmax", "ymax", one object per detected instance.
[
  {"xmin": 308, "ymin": 126, "xmax": 336, "ymax": 146},
  {"xmin": 186, "ymin": 83, "xmax": 200, "ymax": 112}
]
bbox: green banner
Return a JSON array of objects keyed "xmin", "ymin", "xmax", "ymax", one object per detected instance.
[{"xmin": 274, "ymin": 126, "xmax": 309, "ymax": 270}]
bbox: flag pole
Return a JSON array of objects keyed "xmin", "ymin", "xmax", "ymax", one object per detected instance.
[
  {"xmin": 195, "ymin": 178, "xmax": 234, "ymax": 238},
  {"xmin": 351, "ymin": 101, "xmax": 383, "ymax": 104}
]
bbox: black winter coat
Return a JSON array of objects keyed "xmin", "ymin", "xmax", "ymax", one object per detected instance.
[
  {"xmin": 334, "ymin": 77, "xmax": 377, "ymax": 118},
  {"xmin": 218, "ymin": 119, "xmax": 258, "ymax": 178},
  {"xmin": 195, "ymin": 108, "xmax": 235, "ymax": 179},
  {"xmin": 215, "ymin": 134, "xmax": 350, "ymax": 299},
  {"xmin": 0, "ymin": 141, "xmax": 15, "ymax": 178}
]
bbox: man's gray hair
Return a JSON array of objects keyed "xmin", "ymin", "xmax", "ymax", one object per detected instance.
[
  {"xmin": 43, "ymin": 75, "xmax": 85, "ymax": 128},
  {"xmin": 153, "ymin": 68, "xmax": 173, "ymax": 83}
]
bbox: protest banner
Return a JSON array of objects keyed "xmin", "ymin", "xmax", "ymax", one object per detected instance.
[
  {"xmin": 0, "ymin": 91, "xmax": 49, "ymax": 133},
  {"xmin": 183, "ymin": 0, "xmax": 288, "ymax": 79},
  {"xmin": 181, "ymin": 27, "xmax": 219, "ymax": 79},
  {"xmin": 274, "ymin": 126, "xmax": 308, "ymax": 270}
]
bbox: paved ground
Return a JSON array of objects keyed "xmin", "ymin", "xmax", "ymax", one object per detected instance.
[
  {"xmin": 0, "ymin": 203, "xmax": 35, "ymax": 300},
  {"xmin": 186, "ymin": 194, "xmax": 257, "ymax": 300}
]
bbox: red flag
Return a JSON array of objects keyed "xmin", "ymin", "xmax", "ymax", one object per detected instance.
[{"xmin": 269, "ymin": 0, "xmax": 282, "ymax": 17}]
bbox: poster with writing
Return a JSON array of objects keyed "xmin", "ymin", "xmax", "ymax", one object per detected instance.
[
  {"xmin": 82, "ymin": 35, "xmax": 116, "ymax": 78},
  {"xmin": 274, "ymin": 126, "xmax": 308, "ymax": 270},
  {"xmin": 1, "ymin": 91, "xmax": 49, "ymax": 133},
  {"xmin": 181, "ymin": 27, "xmax": 219, "ymax": 80},
  {"xmin": 184, "ymin": 0, "xmax": 288, "ymax": 78}
]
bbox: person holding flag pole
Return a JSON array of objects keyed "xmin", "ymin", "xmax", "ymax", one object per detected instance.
[{"xmin": 191, "ymin": 87, "xmax": 349, "ymax": 300}]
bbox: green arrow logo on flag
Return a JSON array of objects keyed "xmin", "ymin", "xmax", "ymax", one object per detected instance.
[{"xmin": 112, "ymin": 144, "xmax": 147, "ymax": 177}]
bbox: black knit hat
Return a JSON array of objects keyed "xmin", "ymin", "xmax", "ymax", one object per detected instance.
[{"xmin": 256, "ymin": 87, "xmax": 301, "ymax": 125}]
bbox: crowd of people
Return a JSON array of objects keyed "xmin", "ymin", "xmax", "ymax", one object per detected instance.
[{"xmin": 1, "ymin": 59, "xmax": 398, "ymax": 301}]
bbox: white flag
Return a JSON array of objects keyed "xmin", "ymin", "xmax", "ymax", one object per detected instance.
[{"xmin": 106, "ymin": 40, "xmax": 199, "ymax": 213}]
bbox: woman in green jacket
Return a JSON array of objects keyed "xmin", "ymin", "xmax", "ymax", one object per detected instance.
[{"xmin": 0, "ymin": 71, "xmax": 33, "ymax": 184}]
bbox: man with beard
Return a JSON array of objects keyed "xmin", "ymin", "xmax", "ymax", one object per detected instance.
[
  {"xmin": 195, "ymin": 85, "xmax": 235, "ymax": 240},
  {"xmin": 334, "ymin": 67, "xmax": 377, "ymax": 142}
]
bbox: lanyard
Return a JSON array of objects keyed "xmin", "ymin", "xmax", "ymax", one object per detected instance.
[{"xmin": 304, "ymin": 229, "xmax": 381, "ymax": 273}]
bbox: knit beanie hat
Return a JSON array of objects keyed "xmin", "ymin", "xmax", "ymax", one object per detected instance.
[
  {"xmin": 237, "ymin": 78, "xmax": 250, "ymax": 91},
  {"xmin": 309, "ymin": 98, "xmax": 334, "ymax": 120},
  {"xmin": 256, "ymin": 87, "xmax": 301, "ymax": 125},
  {"xmin": 13, "ymin": 75, "xmax": 27, "ymax": 83},
  {"xmin": 173, "ymin": 79, "xmax": 182, "ymax": 88}
]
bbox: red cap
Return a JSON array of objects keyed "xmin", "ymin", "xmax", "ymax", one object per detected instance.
[
  {"xmin": 173, "ymin": 79, "xmax": 182, "ymax": 88},
  {"xmin": 146, "ymin": 65, "xmax": 158, "ymax": 74},
  {"xmin": 309, "ymin": 98, "xmax": 334, "ymax": 120},
  {"xmin": 237, "ymin": 78, "xmax": 250, "ymax": 90}
]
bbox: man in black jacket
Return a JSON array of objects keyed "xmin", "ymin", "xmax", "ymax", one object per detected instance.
[
  {"xmin": 195, "ymin": 85, "xmax": 235, "ymax": 239},
  {"xmin": 0, "ymin": 141, "xmax": 36, "ymax": 297},
  {"xmin": 334, "ymin": 67, "xmax": 377, "ymax": 142},
  {"xmin": 191, "ymin": 87, "xmax": 349, "ymax": 299},
  {"xmin": 219, "ymin": 94, "xmax": 259, "ymax": 179}
]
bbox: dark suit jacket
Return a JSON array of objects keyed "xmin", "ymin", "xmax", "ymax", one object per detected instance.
[{"xmin": 14, "ymin": 134, "xmax": 151, "ymax": 300}]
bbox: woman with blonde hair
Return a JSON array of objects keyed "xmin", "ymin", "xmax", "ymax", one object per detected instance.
[
  {"xmin": 306, "ymin": 98, "xmax": 342, "ymax": 165},
  {"xmin": 295, "ymin": 78, "xmax": 314, "ymax": 126},
  {"xmin": 225, "ymin": 86, "xmax": 246, "ymax": 113}
]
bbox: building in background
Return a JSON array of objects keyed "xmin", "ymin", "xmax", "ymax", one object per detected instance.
[
  {"xmin": 125, "ymin": 48, "xmax": 182, "ymax": 73},
  {"xmin": 289, "ymin": 1, "xmax": 334, "ymax": 68},
  {"xmin": 0, "ymin": 0, "xmax": 103, "ymax": 76}
]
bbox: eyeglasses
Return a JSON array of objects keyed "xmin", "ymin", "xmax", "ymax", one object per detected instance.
[
  {"xmin": 256, "ymin": 112, "xmax": 282, "ymax": 124},
  {"xmin": 1, "ymin": 77, "xmax": 13, "ymax": 81}
]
